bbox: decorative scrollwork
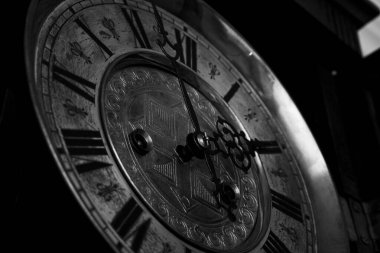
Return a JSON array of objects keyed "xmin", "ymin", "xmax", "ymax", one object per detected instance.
[
  {"xmin": 222, "ymin": 225, "xmax": 238, "ymax": 247},
  {"xmin": 157, "ymin": 201, "xmax": 169, "ymax": 218},
  {"xmin": 238, "ymin": 207, "xmax": 256, "ymax": 226},
  {"xmin": 172, "ymin": 217, "xmax": 191, "ymax": 238},
  {"xmin": 193, "ymin": 225, "xmax": 212, "ymax": 247},
  {"xmin": 208, "ymin": 232, "xmax": 224, "ymax": 248},
  {"xmin": 233, "ymin": 223, "xmax": 247, "ymax": 240}
]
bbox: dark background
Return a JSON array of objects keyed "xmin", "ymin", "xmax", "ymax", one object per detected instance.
[{"xmin": 5, "ymin": 0, "xmax": 379, "ymax": 252}]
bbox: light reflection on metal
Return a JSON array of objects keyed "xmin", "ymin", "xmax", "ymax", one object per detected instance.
[
  {"xmin": 272, "ymin": 80, "xmax": 326, "ymax": 178},
  {"xmin": 358, "ymin": 16, "xmax": 380, "ymax": 57}
]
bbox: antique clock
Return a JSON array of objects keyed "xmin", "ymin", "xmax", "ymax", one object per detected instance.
[{"xmin": 24, "ymin": 0, "xmax": 349, "ymax": 252}]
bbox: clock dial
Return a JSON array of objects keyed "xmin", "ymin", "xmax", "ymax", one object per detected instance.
[
  {"xmin": 25, "ymin": 0, "xmax": 348, "ymax": 252},
  {"xmin": 99, "ymin": 56, "xmax": 264, "ymax": 251}
]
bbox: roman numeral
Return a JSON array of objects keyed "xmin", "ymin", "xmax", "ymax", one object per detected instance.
[
  {"xmin": 263, "ymin": 231, "xmax": 291, "ymax": 253},
  {"xmin": 112, "ymin": 197, "xmax": 151, "ymax": 252},
  {"xmin": 74, "ymin": 19, "xmax": 113, "ymax": 57},
  {"xmin": 121, "ymin": 8, "xmax": 151, "ymax": 49},
  {"xmin": 53, "ymin": 65, "xmax": 96, "ymax": 103},
  {"xmin": 61, "ymin": 129, "xmax": 108, "ymax": 156},
  {"xmin": 60, "ymin": 129, "xmax": 111, "ymax": 173},
  {"xmin": 223, "ymin": 80, "xmax": 241, "ymax": 103},
  {"xmin": 251, "ymin": 139, "xmax": 281, "ymax": 154},
  {"xmin": 271, "ymin": 189, "xmax": 303, "ymax": 223},
  {"xmin": 175, "ymin": 28, "xmax": 197, "ymax": 71}
]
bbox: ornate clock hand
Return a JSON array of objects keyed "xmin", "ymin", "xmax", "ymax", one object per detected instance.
[
  {"xmin": 152, "ymin": 1, "xmax": 200, "ymax": 132},
  {"xmin": 208, "ymin": 116, "xmax": 282, "ymax": 174},
  {"xmin": 151, "ymin": 2, "xmax": 241, "ymax": 220},
  {"xmin": 205, "ymin": 152, "xmax": 240, "ymax": 221}
]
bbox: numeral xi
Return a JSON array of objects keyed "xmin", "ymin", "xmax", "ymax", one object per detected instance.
[
  {"xmin": 53, "ymin": 65, "xmax": 96, "ymax": 103},
  {"xmin": 121, "ymin": 8, "xmax": 151, "ymax": 49}
]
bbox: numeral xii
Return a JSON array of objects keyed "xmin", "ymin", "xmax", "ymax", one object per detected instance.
[
  {"xmin": 175, "ymin": 28, "xmax": 197, "ymax": 71},
  {"xmin": 121, "ymin": 7, "xmax": 151, "ymax": 49}
]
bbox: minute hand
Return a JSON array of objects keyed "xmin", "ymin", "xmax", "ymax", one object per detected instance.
[
  {"xmin": 152, "ymin": 2, "xmax": 219, "ymax": 183},
  {"xmin": 175, "ymin": 67, "xmax": 201, "ymax": 132},
  {"xmin": 151, "ymin": 3, "xmax": 236, "ymax": 220}
]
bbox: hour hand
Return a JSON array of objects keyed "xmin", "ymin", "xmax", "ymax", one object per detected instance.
[
  {"xmin": 175, "ymin": 133, "xmax": 239, "ymax": 222},
  {"xmin": 212, "ymin": 175, "xmax": 240, "ymax": 222}
]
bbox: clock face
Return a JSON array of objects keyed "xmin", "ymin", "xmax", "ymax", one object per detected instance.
[{"xmin": 25, "ymin": 0, "xmax": 348, "ymax": 252}]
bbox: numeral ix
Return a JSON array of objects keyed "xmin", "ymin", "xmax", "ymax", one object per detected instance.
[{"xmin": 60, "ymin": 129, "xmax": 111, "ymax": 173}]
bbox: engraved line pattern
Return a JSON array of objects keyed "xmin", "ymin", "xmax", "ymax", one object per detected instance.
[
  {"xmin": 132, "ymin": 118, "xmax": 146, "ymax": 129},
  {"xmin": 193, "ymin": 175, "xmax": 216, "ymax": 206},
  {"xmin": 170, "ymin": 187, "xmax": 194, "ymax": 213},
  {"xmin": 147, "ymin": 98, "xmax": 175, "ymax": 138},
  {"xmin": 153, "ymin": 159, "xmax": 177, "ymax": 185}
]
